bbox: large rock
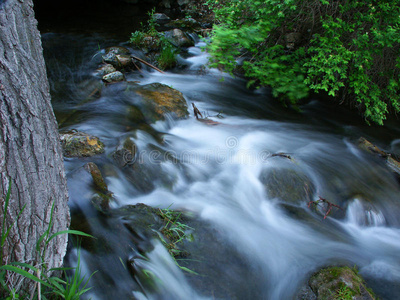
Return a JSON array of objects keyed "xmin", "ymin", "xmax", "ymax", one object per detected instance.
[
  {"xmin": 358, "ymin": 137, "xmax": 400, "ymax": 176},
  {"xmin": 102, "ymin": 52, "xmax": 122, "ymax": 69},
  {"xmin": 105, "ymin": 46, "xmax": 130, "ymax": 55},
  {"xmin": 305, "ymin": 266, "xmax": 376, "ymax": 300},
  {"xmin": 60, "ymin": 131, "xmax": 105, "ymax": 157},
  {"xmin": 164, "ymin": 29, "xmax": 195, "ymax": 48},
  {"xmin": 135, "ymin": 82, "xmax": 189, "ymax": 122},
  {"xmin": 95, "ymin": 63, "xmax": 117, "ymax": 76},
  {"xmin": 153, "ymin": 13, "xmax": 171, "ymax": 25},
  {"xmin": 166, "ymin": 18, "xmax": 201, "ymax": 32},
  {"xmin": 103, "ymin": 71, "xmax": 125, "ymax": 83},
  {"xmin": 260, "ymin": 168, "xmax": 314, "ymax": 205}
]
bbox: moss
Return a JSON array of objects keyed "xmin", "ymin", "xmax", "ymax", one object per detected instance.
[
  {"xmin": 60, "ymin": 131, "xmax": 105, "ymax": 157},
  {"xmin": 84, "ymin": 162, "xmax": 108, "ymax": 193},
  {"xmin": 309, "ymin": 266, "xmax": 375, "ymax": 300},
  {"xmin": 135, "ymin": 83, "xmax": 189, "ymax": 122}
]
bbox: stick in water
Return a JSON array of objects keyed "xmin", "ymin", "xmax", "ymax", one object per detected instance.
[{"xmin": 131, "ymin": 56, "xmax": 165, "ymax": 74}]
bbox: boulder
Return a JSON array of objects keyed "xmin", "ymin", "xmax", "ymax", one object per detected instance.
[
  {"xmin": 103, "ymin": 71, "xmax": 125, "ymax": 83},
  {"xmin": 105, "ymin": 46, "xmax": 130, "ymax": 55},
  {"xmin": 141, "ymin": 35, "xmax": 160, "ymax": 52},
  {"xmin": 116, "ymin": 54, "xmax": 132, "ymax": 68},
  {"xmin": 95, "ymin": 64, "xmax": 117, "ymax": 76},
  {"xmin": 60, "ymin": 131, "xmax": 105, "ymax": 157},
  {"xmin": 102, "ymin": 52, "xmax": 122, "ymax": 69},
  {"xmin": 153, "ymin": 13, "xmax": 171, "ymax": 25},
  {"xmin": 164, "ymin": 29, "xmax": 195, "ymax": 48},
  {"xmin": 285, "ymin": 32, "xmax": 302, "ymax": 50},
  {"xmin": 305, "ymin": 266, "xmax": 376, "ymax": 300},
  {"xmin": 358, "ymin": 137, "xmax": 400, "ymax": 176},
  {"xmin": 113, "ymin": 136, "xmax": 138, "ymax": 168},
  {"xmin": 166, "ymin": 18, "xmax": 201, "ymax": 32},
  {"xmin": 135, "ymin": 82, "xmax": 189, "ymax": 122},
  {"xmin": 260, "ymin": 168, "xmax": 314, "ymax": 205}
]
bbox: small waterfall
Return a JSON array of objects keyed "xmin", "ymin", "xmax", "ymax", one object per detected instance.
[{"xmin": 346, "ymin": 198, "xmax": 386, "ymax": 227}]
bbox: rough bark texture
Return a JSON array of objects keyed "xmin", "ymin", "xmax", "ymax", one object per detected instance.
[{"xmin": 0, "ymin": 0, "xmax": 70, "ymax": 293}]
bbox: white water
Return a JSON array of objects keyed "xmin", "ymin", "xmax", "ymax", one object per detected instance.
[{"xmin": 46, "ymin": 37, "xmax": 400, "ymax": 299}]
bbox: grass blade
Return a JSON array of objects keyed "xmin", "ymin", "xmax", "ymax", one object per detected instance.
[
  {"xmin": 47, "ymin": 230, "xmax": 94, "ymax": 245},
  {"xmin": 0, "ymin": 265, "xmax": 51, "ymax": 288}
]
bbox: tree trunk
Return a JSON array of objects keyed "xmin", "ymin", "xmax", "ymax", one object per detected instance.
[{"xmin": 0, "ymin": 0, "xmax": 70, "ymax": 294}]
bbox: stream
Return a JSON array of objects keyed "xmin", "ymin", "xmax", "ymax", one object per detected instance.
[{"xmin": 37, "ymin": 4, "xmax": 400, "ymax": 299}]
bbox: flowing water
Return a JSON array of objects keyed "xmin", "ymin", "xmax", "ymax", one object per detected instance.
[{"xmin": 37, "ymin": 7, "xmax": 400, "ymax": 299}]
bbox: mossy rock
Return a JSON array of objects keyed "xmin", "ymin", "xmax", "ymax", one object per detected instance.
[
  {"xmin": 95, "ymin": 64, "xmax": 117, "ymax": 77},
  {"xmin": 102, "ymin": 71, "xmax": 125, "ymax": 83},
  {"xmin": 60, "ymin": 131, "xmax": 105, "ymax": 157},
  {"xmin": 112, "ymin": 136, "xmax": 138, "ymax": 168},
  {"xmin": 83, "ymin": 162, "xmax": 113, "ymax": 212},
  {"xmin": 135, "ymin": 82, "xmax": 189, "ymax": 122},
  {"xmin": 164, "ymin": 28, "xmax": 195, "ymax": 48},
  {"xmin": 126, "ymin": 105, "xmax": 146, "ymax": 124},
  {"xmin": 105, "ymin": 46, "xmax": 130, "ymax": 55},
  {"xmin": 309, "ymin": 266, "xmax": 375, "ymax": 300},
  {"xmin": 166, "ymin": 18, "xmax": 201, "ymax": 32},
  {"xmin": 84, "ymin": 162, "xmax": 109, "ymax": 193}
]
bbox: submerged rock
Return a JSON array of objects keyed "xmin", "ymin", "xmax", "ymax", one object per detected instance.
[
  {"xmin": 60, "ymin": 131, "xmax": 105, "ymax": 157},
  {"xmin": 260, "ymin": 168, "xmax": 314, "ymax": 205},
  {"xmin": 358, "ymin": 137, "xmax": 400, "ymax": 176},
  {"xmin": 304, "ymin": 266, "xmax": 376, "ymax": 300},
  {"xmin": 135, "ymin": 82, "xmax": 189, "ymax": 122},
  {"xmin": 112, "ymin": 136, "xmax": 138, "ymax": 168}
]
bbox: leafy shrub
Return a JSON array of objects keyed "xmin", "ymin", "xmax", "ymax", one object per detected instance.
[
  {"xmin": 157, "ymin": 43, "xmax": 178, "ymax": 70},
  {"xmin": 130, "ymin": 8, "xmax": 178, "ymax": 70},
  {"xmin": 207, "ymin": 0, "xmax": 400, "ymax": 124}
]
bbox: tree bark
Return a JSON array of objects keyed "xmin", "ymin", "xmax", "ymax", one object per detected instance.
[{"xmin": 0, "ymin": 0, "xmax": 70, "ymax": 294}]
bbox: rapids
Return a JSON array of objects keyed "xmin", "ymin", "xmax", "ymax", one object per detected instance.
[{"xmin": 39, "ymin": 20, "xmax": 400, "ymax": 300}]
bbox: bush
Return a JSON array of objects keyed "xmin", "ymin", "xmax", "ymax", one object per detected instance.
[
  {"xmin": 207, "ymin": 0, "xmax": 400, "ymax": 124},
  {"xmin": 130, "ymin": 8, "xmax": 178, "ymax": 70}
]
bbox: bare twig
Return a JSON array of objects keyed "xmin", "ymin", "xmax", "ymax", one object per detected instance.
[
  {"xmin": 308, "ymin": 196, "xmax": 343, "ymax": 219},
  {"xmin": 271, "ymin": 152, "xmax": 292, "ymax": 160},
  {"xmin": 132, "ymin": 60, "xmax": 143, "ymax": 73},
  {"xmin": 192, "ymin": 103, "xmax": 203, "ymax": 119},
  {"xmin": 131, "ymin": 56, "xmax": 165, "ymax": 74}
]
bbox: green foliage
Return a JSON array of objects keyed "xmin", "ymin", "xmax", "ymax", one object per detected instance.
[
  {"xmin": 157, "ymin": 43, "xmax": 178, "ymax": 70},
  {"xmin": 333, "ymin": 283, "xmax": 355, "ymax": 300},
  {"xmin": 156, "ymin": 206, "xmax": 198, "ymax": 275},
  {"xmin": 207, "ymin": 0, "xmax": 400, "ymax": 124},
  {"xmin": 129, "ymin": 8, "xmax": 178, "ymax": 70},
  {"xmin": 0, "ymin": 183, "xmax": 95, "ymax": 299}
]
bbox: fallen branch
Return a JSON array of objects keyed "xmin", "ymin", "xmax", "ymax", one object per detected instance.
[
  {"xmin": 308, "ymin": 196, "xmax": 343, "ymax": 219},
  {"xmin": 132, "ymin": 60, "xmax": 143, "ymax": 73},
  {"xmin": 192, "ymin": 103, "xmax": 203, "ymax": 119},
  {"xmin": 271, "ymin": 152, "xmax": 292, "ymax": 160},
  {"xmin": 131, "ymin": 56, "xmax": 165, "ymax": 74}
]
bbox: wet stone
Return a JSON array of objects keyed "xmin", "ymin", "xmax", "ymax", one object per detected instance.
[
  {"xmin": 60, "ymin": 131, "xmax": 105, "ymax": 157},
  {"xmin": 103, "ymin": 71, "xmax": 124, "ymax": 83}
]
